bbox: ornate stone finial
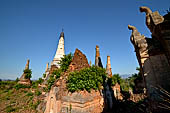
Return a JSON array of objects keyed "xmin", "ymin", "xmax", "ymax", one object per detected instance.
[
  {"xmin": 25, "ymin": 59, "xmax": 30, "ymax": 70},
  {"xmin": 128, "ymin": 25, "xmax": 141, "ymax": 44},
  {"xmin": 140, "ymin": 6, "xmax": 152, "ymax": 15},
  {"xmin": 60, "ymin": 29, "xmax": 64, "ymax": 37},
  {"xmin": 128, "ymin": 25, "xmax": 137, "ymax": 32},
  {"xmin": 45, "ymin": 63, "xmax": 49, "ymax": 72},
  {"xmin": 140, "ymin": 6, "xmax": 152, "ymax": 29},
  {"xmin": 140, "ymin": 6, "xmax": 164, "ymax": 31}
]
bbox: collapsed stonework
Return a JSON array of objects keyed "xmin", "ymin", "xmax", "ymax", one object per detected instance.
[
  {"xmin": 128, "ymin": 6, "xmax": 170, "ymax": 111},
  {"xmin": 69, "ymin": 48, "xmax": 90, "ymax": 72},
  {"xmin": 44, "ymin": 49, "xmax": 104, "ymax": 113},
  {"xmin": 18, "ymin": 59, "xmax": 31, "ymax": 85}
]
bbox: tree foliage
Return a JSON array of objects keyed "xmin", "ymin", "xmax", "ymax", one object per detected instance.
[
  {"xmin": 47, "ymin": 53, "xmax": 73, "ymax": 90},
  {"xmin": 67, "ymin": 66, "xmax": 106, "ymax": 92},
  {"xmin": 108, "ymin": 74, "xmax": 122, "ymax": 86},
  {"xmin": 24, "ymin": 69, "xmax": 32, "ymax": 79},
  {"xmin": 59, "ymin": 53, "xmax": 73, "ymax": 72}
]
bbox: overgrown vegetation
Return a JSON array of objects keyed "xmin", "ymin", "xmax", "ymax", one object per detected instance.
[
  {"xmin": 67, "ymin": 66, "xmax": 107, "ymax": 92},
  {"xmin": 59, "ymin": 53, "xmax": 73, "ymax": 72},
  {"xmin": 47, "ymin": 53, "xmax": 73, "ymax": 90},
  {"xmin": 107, "ymin": 67, "xmax": 142, "ymax": 93},
  {"xmin": 108, "ymin": 74, "xmax": 122, "ymax": 86},
  {"xmin": 24, "ymin": 69, "xmax": 32, "ymax": 79},
  {"xmin": 0, "ymin": 80, "xmax": 43, "ymax": 113},
  {"xmin": 14, "ymin": 83, "xmax": 31, "ymax": 90}
]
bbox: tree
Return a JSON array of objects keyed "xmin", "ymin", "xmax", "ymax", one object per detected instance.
[
  {"xmin": 108, "ymin": 74, "xmax": 122, "ymax": 86},
  {"xmin": 67, "ymin": 66, "xmax": 107, "ymax": 92},
  {"xmin": 59, "ymin": 53, "xmax": 73, "ymax": 72},
  {"xmin": 24, "ymin": 69, "xmax": 32, "ymax": 79}
]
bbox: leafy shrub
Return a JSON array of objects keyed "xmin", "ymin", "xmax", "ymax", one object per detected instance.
[
  {"xmin": 6, "ymin": 105, "xmax": 16, "ymax": 112},
  {"xmin": 35, "ymin": 90, "xmax": 41, "ymax": 96},
  {"xmin": 67, "ymin": 66, "xmax": 106, "ymax": 92},
  {"xmin": 31, "ymin": 81, "xmax": 39, "ymax": 89},
  {"xmin": 59, "ymin": 53, "xmax": 73, "ymax": 72},
  {"xmin": 108, "ymin": 74, "xmax": 122, "ymax": 86},
  {"xmin": 120, "ymin": 79, "xmax": 131, "ymax": 92},
  {"xmin": 26, "ymin": 92, "xmax": 33, "ymax": 96},
  {"xmin": 47, "ymin": 75, "xmax": 55, "ymax": 90},
  {"xmin": 37, "ymin": 78, "xmax": 44, "ymax": 84},
  {"xmin": 52, "ymin": 69, "xmax": 62, "ymax": 79},
  {"xmin": 24, "ymin": 69, "xmax": 32, "ymax": 79},
  {"xmin": 47, "ymin": 53, "xmax": 72, "ymax": 90},
  {"xmin": 14, "ymin": 84, "xmax": 30, "ymax": 90},
  {"xmin": 0, "ymin": 81, "xmax": 16, "ymax": 89},
  {"xmin": 43, "ymin": 73, "xmax": 46, "ymax": 78},
  {"xmin": 15, "ymin": 77, "xmax": 19, "ymax": 82}
]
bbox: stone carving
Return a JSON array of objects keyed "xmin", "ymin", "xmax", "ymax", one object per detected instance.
[
  {"xmin": 95, "ymin": 45, "xmax": 103, "ymax": 68},
  {"xmin": 18, "ymin": 59, "xmax": 31, "ymax": 85},
  {"xmin": 69, "ymin": 48, "xmax": 89, "ymax": 72},
  {"xmin": 129, "ymin": 6, "xmax": 170, "ymax": 112}
]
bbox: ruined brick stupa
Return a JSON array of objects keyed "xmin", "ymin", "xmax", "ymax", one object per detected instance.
[
  {"xmin": 18, "ymin": 59, "xmax": 31, "ymax": 85},
  {"xmin": 95, "ymin": 45, "xmax": 103, "ymax": 68},
  {"xmin": 44, "ymin": 49, "xmax": 103, "ymax": 113}
]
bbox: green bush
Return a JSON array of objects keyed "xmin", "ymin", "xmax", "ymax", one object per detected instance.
[
  {"xmin": 43, "ymin": 73, "xmax": 46, "ymax": 78},
  {"xmin": 15, "ymin": 77, "xmax": 19, "ymax": 82},
  {"xmin": 67, "ymin": 66, "xmax": 106, "ymax": 92},
  {"xmin": 59, "ymin": 53, "xmax": 73, "ymax": 72},
  {"xmin": 120, "ymin": 79, "xmax": 131, "ymax": 92},
  {"xmin": 47, "ymin": 75, "xmax": 55, "ymax": 90},
  {"xmin": 35, "ymin": 90, "xmax": 41, "ymax": 96},
  {"xmin": 108, "ymin": 74, "xmax": 122, "ymax": 86},
  {"xmin": 46, "ymin": 53, "xmax": 72, "ymax": 90},
  {"xmin": 31, "ymin": 81, "xmax": 39, "ymax": 89},
  {"xmin": 52, "ymin": 69, "xmax": 62, "ymax": 79},
  {"xmin": 24, "ymin": 69, "xmax": 32, "ymax": 79},
  {"xmin": 37, "ymin": 78, "xmax": 44, "ymax": 84},
  {"xmin": 14, "ymin": 84, "xmax": 30, "ymax": 90},
  {"xmin": 6, "ymin": 105, "xmax": 16, "ymax": 112},
  {"xmin": 26, "ymin": 92, "xmax": 33, "ymax": 96}
]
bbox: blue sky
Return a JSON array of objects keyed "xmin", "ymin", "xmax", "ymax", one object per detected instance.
[{"xmin": 0, "ymin": 0, "xmax": 169, "ymax": 80}]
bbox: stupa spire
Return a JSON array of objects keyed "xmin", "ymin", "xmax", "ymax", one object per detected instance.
[
  {"xmin": 106, "ymin": 56, "xmax": 112, "ymax": 77},
  {"xmin": 51, "ymin": 30, "xmax": 65, "ymax": 68},
  {"xmin": 95, "ymin": 45, "xmax": 103, "ymax": 68}
]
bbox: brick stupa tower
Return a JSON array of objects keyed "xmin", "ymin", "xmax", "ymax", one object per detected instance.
[
  {"xmin": 106, "ymin": 56, "xmax": 112, "ymax": 77},
  {"xmin": 18, "ymin": 59, "xmax": 31, "ymax": 85},
  {"xmin": 95, "ymin": 45, "xmax": 103, "ymax": 68}
]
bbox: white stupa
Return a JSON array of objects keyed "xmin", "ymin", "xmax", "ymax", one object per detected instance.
[{"xmin": 51, "ymin": 31, "xmax": 65, "ymax": 68}]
